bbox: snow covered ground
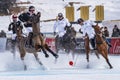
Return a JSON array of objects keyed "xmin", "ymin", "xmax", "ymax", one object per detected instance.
[{"xmin": 0, "ymin": 50, "xmax": 120, "ymax": 80}]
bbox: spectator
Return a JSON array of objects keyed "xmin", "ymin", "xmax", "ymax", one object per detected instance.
[
  {"xmin": 0, "ymin": 30, "xmax": 6, "ymax": 37},
  {"xmin": 111, "ymin": 25, "xmax": 120, "ymax": 37},
  {"xmin": 102, "ymin": 26, "xmax": 109, "ymax": 37}
]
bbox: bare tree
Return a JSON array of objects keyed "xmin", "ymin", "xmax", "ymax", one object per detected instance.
[{"xmin": 0, "ymin": 0, "xmax": 16, "ymax": 15}]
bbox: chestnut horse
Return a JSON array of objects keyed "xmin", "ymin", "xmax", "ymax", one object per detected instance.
[
  {"xmin": 16, "ymin": 12, "xmax": 58, "ymax": 70},
  {"xmin": 93, "ymin": 24, "xmax": 113, "ymax": 69}
]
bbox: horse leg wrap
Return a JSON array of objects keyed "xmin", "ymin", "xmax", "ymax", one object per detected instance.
[
  {"xmin": 38, "ymin": 45, "xmax": 49, "ymax": 58},
  {"xmin": 45, "ymin": 44, "xmax": 58, "ymax": 58}
]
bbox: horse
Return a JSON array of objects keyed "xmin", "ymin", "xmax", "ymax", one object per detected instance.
[
  {"xmin": 16, "ymin": 25, "xmax": 44, "ymax": 70},
  {"xmin": 15, "ymin": 12, "xmax": 58, "ymax": 70},
  {"xmin": 30, "ymin": 12, "xmax": 58, "ymax": 58},
  {"xmin": 92, "ymin": 24, "xmax": 113, "ymax": 69},
  {"xmin": 55, "ymin": 26, "xmax": 77, "ymax": 60}
]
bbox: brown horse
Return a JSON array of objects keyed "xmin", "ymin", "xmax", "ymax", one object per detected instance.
[
  {"xmin": 16, "ymin": 25, "xmax": 45, "ymax": 70},
  {"xmin": 16, "ymin": 12, "xmax": 58, "ymax": 70},
  {"xmin": 93, "ymin": 24, "xmax": 113, "ymax": 69},
  {"xmin": 30, "ymin": 12, "xmax": 58, "ymax": 59}
]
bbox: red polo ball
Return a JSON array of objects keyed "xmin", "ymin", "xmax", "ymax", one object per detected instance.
[{"xmin": 69, "ymin": 61, "xmax": 73, "ymax": 66}]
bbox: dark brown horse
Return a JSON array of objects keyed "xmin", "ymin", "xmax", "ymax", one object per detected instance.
[
  {"xmin": 15, "ymin": 12, "xmax": 58, "ymax": 70},
  {"xmin": 55, "ymin": 26, "xmax": 76, "ymax": 60},
  {"xmin": 93, "ymin": 24, "xmax": 113, "ymax": 69}
]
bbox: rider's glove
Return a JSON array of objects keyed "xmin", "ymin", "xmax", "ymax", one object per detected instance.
[
  {"xmin": 8, "ymin": 28, "xmax": 11, "ymax": 31},
  {"xmin": 23, "ymin": 22, "xmax": 27, "ymax": 25},
  {"xmin": 79, "ymin": 29, "xmax": 83, "ymax": 34}
]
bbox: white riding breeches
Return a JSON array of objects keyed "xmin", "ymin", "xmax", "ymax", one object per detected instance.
[
  {"xmin": 58, "ymin": 31, "xmax": 66, "ymax": 37},
  {"xmin": 24, "ymin": 27, "xmax": 33, "ymax": 36},
  {"xmin": 12, "ymin": 34, "xmax": 16, "ymax": 40}
]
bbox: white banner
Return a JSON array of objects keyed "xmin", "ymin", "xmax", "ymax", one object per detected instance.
[{"xmin": 0, "ymin": 38, "xmax": 7, "ymax": 52}]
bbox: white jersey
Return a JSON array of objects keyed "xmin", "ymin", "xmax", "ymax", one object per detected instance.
[
  {"xmin": 53, "ymin": 18, "xmax": 70, "ymax": 37},
  {"xmin": 81, "ymin": 20, "xmax": 95, "ymax": 39}
]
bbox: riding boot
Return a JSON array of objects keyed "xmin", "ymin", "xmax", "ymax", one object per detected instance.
[
  {"xmin": 90, "ymin": 38, "xmax": 96, "ymax": 50},
  {"xmin": 106, "ymin": 40, "xmax": 112, "ymax": 47},
  {"xmin": 28, "ymin": 32, "xmax": 34, "ymax": 48},
  {"xmin": 102, "ymin": 35, "xmax": 112, "ymax": 47},
  {"xmin": 59, "ymin": 37, "xmax": 63, "ymax": 47}
]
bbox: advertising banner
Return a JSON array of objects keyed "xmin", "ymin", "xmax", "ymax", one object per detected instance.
[
  {"xmin": 109, "ymin": 38, "xmax": 120, "ymax": 54},
  {"xmin": 45, "ymin": 38, "xmax": 56, "ymax": 52}
]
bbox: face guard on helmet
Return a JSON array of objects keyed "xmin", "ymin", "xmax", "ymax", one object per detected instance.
[
  {"xmin": 77, "ymin": 18, "xmax": 84, "ymax": 24},
  {"xmin": 58, "ymin": 13, "xmax": 64, "ymax": 20}
]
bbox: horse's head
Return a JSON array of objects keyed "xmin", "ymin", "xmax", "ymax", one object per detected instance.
[
  {"xmin": 93, "ymin": 24, "xmax": 104, "ymax": 43},
  {"xmin": 16, "ymin": 26, "xmax": 23, "ymax": 37},
  {"xmin": 93, "ymin": 24, "xmax": 102, "ymax": 34},
  {"xmin": 65, "ymin": 26, "xmax": 72, "ymax": 33},
  {"xmin": 62, "ymin": 26, "xmax": 76, "ymax": 43},
  {"xmin": 30, "ymin": 12, "xmax": 41, "ymax": 23}
]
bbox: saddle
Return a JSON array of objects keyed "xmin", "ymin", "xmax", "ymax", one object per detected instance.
[{"xmin": 62, "ymin": 33, "xmax": 71, "ymax": 42}]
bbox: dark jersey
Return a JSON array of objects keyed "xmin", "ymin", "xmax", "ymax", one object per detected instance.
[
  {"xmin": 18, "ymin": 12, "xmax": 35, "ymax": 28},
  {"xmin": 8, "ymin": 21, "xmax": 23, "ymax": 34}
]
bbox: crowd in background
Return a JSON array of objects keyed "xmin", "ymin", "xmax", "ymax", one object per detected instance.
[
  {"xmin": 0, "ymin": 25, "xmax": 120, "ymax": 38},
  {"xmin": 0, "ymin": 30, "xmax": 6, "ymax": 37},
  {"xmin": 0, "ymin": 24, "xmax": 120, "ymax": 38},
  {"xmin": 102, "ymin": 25, "xmax": 120, "ymax": 37},
  {"xmin": 111, "ymin": 25, "xmax": 120, "ymax": 37}
]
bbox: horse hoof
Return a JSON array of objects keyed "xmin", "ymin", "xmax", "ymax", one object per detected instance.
[
  {"xmin": 45, "ymin": 54, "xmax": 49, "ymax": 58},
  {"xmin": 87, "ymin": 59, "xmax": 89, "ymax": 62},
  {"xmin": 24, "ymin": 66, "xmax": 27, "ymax": 70},
  {"xmin": 54, "ymin": 54, "xmax": 59, "ymax": 59},
  {"xmin": 110, "ymin": 66, "xmax": 113, "ymax": 69}
]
